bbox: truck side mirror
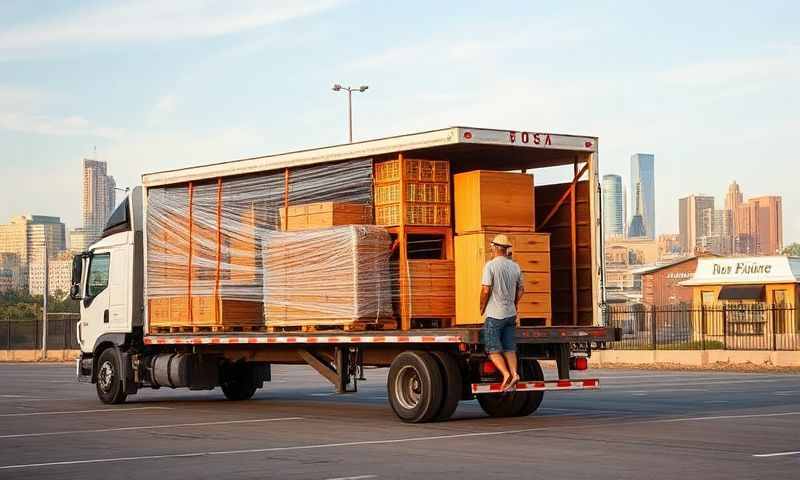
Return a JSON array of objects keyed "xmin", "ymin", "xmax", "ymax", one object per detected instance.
[{"xmin": 70, "ymin": 254, "xmax": 83, "ymax": 300}]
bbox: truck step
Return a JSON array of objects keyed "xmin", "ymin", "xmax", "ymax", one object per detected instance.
[{"xmin": 471, "ymin": 378, "xmax": 599, "ymax": 394}]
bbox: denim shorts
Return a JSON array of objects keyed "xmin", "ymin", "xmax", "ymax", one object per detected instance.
[{"xmin": 483, "ymin": 316, "xmax": 517, "ymax": 353}]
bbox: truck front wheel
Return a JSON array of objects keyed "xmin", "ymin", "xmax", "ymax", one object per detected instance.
[
  {"xmin": 388, "ymin": 351, "xmax": 443, "ymax": 423},
  {"xmin": 95, "ymin": 348, "xmax": 127, "ymax": 405}
]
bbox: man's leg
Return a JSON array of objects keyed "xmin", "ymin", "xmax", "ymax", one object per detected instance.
[
  {"xmin": 485, "ymin": 317, "xmax": 512, "ymax": 388},
  {"xmin": 488, "ymin": 353, "xmax": 511, "ymax": 388},
  {"xmin": 501, "ymin": 317, "xmax": 519, "ymax": 390}
]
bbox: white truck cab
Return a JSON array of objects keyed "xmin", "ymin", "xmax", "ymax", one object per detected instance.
[{"xmin": 70, "ymin": 187, "xmax": 144, "ymax": 402}]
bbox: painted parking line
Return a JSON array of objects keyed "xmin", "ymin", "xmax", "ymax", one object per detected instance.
[
  {"xmin": 325, "ymin": 476, "xmax": 377, "ymax": 480},
  {"xmin": 605, "ymin": 379, "xmax": 784, "ymax": 389},
  {"xmin": 623, "ymin": 388, "xmax": 710, "ymax": 394},
  {"xmin": 753, "ymin": 451, "xmax": 800, "ymax": 458},
  {"xmin": 0, "ymin": 417, "xmax": 303, "ymax": 439},
  {"xmin": 3, "ymin": 411, "xmax": 799, "ymax": 471},
  {"xmin": 0, "ymin": 407, "xmax": 172, "ymax": 417}
]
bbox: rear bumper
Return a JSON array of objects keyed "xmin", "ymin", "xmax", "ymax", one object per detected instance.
[{"xmin": 471, "ymin": 378, "xmax": 600, "ymax": 394}]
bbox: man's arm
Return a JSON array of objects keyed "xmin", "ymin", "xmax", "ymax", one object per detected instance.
[
  {"xmin": 515, "ymin": 271, "xmax": 525, "ymax": 309},
  {"xmin": 480, "ymin": 285, "xmax": 491, "ymax": 315}
]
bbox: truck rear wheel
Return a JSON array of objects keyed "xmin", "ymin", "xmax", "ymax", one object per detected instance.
[
  {"xmin": 477, "ymin": 359, "xmax": 544, "ymax": 418},
  {"xmin": 431, "ymin": 351, "xmax": 463, "ymax": 421},
  {"xmin": 95, "ymin": 348, "xmax": 127, "ymax": 405},
  {"xmin": 388, "ymin": 351, "xmax": 443, "ymax": 423},
  {"xmin": 220, "ymin": 362, "xmax": 258, "ymax": 401}
]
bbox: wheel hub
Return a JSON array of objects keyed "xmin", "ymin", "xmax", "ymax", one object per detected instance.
[
  {"xmin": 98, "ymin": 361, "xmax": 114, "ymax": 393},
  {"xmin": 394, "ymin": 365, "xmax": 422, "ymax": 410}
]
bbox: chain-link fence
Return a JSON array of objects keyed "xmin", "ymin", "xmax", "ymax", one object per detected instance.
[
  {"xmin": 0, "ymin": 313, "xmax": 80, "ymax": 350},
  {"xmin": 604, "ymin": 304, "xmax": 799, "ymax": 351}
]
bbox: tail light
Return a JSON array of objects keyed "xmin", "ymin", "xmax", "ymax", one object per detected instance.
[
  {"xmin": 570, "ymin": 357, "xmax": 588, "ymax": 371},
  {"xmin": 481, "ymin": 361, "xmax": 497, "ymax": 375}
]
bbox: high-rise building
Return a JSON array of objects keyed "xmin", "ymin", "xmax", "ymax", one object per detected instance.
[
  {"xmin": 735, "ymin": 196, "xmax": 783, "ymax": 255},
  {"xmin": 628, "ymin": 181, "xmax": 647, "ymax": 238},
  {"xmin": 678, "ymin": 195, "xmax": 714, "ymax": 254},
  {"xmin": 28, "ymin": 252, "xmax": 73, "ymax": 296},
  {"xmin": 602, "ymin": 174, "xmax": 624, "ymax": 239},
  {"xmin": 698, "ymin": 209, "xmax": 734, "ymax": 255},
  {"xmin": 69, "ymin": 227, "xmax": 88, "ymax": 253},
  {"xmin": 0, "ymin": 215, "xmax": 66, "ymax": 290},
  {"xmin": 630, "ymin": 153, "xmax": 655, "ymax": 239},
  {"xmin": 0, "ymin": 252, "xmax": 22, "ymax": 291},
  {"xmin": 725, "ymin": 181, "xmax": 743, "ymax": 211},
  {"xmin": 82, "ymin": 159, "xmax": 116, "ymax": 245}
]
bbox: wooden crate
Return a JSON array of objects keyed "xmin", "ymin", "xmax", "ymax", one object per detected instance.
[
  {"xmin": 454, "ymin": 232, "xmax": 551, "ymax": 326},
  {"xmin": 279, "ymin": 202, "xmax": 372, "ymax": 231},
  {"xmin": 373, "ymin": 157, "xmax": 451, "ymax": 227},
  {"xmin": 393, "ymin": 260, "xmax": 455, "ymax": 318},
  {"xmin": 263, "ymin": 225, "xmax": 394, "ymax": 328},
  {"xmin": 453, "ymin": 170, "xmax": 535, "ymax": 234},
  {"xmin": 148, "ymin": 295, "xmax": 263, "ymax": 329}
]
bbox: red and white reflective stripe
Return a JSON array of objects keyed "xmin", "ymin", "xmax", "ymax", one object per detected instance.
[
  {"xmin": 143, "ymin": 334, "xmax": 465, "ymax": 345},
  {"xmin": 471, "ymin": 378, "xmax": 600, "ymax": 394}
]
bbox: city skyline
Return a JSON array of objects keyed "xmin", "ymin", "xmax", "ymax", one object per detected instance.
[{"xmin": 629, "ymin": 153, "xmax": 655, "ymax": 240}]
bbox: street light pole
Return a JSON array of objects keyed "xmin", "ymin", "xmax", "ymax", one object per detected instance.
[
  {"xmin": 332, "ymin": 84, "xmax": 368, "ymax": 143},
  {"xmin": 42, "ymin": 241, "xmax": 48, "ymax": 360}
]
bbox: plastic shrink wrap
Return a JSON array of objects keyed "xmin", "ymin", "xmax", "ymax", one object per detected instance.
[{"xmin": 145, "ymin": 159, "xmax": 387, "ymax": 330}]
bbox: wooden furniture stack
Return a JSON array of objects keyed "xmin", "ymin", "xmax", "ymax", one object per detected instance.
[
  {"xmin": 279, "ymin": 202, "xmax": 372, "ymax": 231},
  {"xmin": 262, "ymin": 225, "xmax": 394, "ymax": 331},
  {"xmin": 453, "ymin": 170, "xmax": 552, "ymax": 326},
  {"xmin": 148, "ymin": 181, "xmax": 264, "ymax": 332},
  {"xmin": 374, "ymin": 155, "xmax": 456, "ymax": 330}
]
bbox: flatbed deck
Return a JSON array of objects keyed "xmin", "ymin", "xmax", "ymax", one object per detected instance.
[{"xmin": 143, "ymin": 326, "xmax": 618, "ymax": 345}]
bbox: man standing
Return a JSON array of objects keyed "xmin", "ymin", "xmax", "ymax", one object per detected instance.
[{"xmin": 480, "ymin": 234, "xmax": 524, "ymax": 391}]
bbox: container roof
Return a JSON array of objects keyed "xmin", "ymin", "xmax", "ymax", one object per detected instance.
[{"xmin": 141, "ymin": 126, "xmax": 598, "ymax": 187}]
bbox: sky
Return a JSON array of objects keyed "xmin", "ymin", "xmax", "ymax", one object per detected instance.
[{"xmin": 0, "ymin": 0, "xmax": 798, "ymax": 242}]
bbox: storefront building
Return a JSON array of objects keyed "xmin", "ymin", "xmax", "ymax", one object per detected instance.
[
  {"xmin": 639, "ymin": 256, "xmax": 700, "ymax": 305},
  {"xmin": 681, "ymin": 256, "xmax": 799, "ymax": 349}
]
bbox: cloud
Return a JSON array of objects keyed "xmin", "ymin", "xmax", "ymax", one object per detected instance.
[{"xmin": 0, "ymin": 0, "xmax": 346, "ymax": 59}]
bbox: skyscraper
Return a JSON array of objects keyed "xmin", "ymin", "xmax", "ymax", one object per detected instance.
[
  {"xmin": 735, "ymin": 196, "xmax": 783, "ymax": 255},
  {"xmin": 628, "ymin": 182, "xmax": 647, "ymax": 238},
  {"xmin": 678, "ymin": 195, "xmax": 714, "ymax": 254},
  {"xmin": 602, "ymin": 174, "xmax": 624, "ymax": 239},
  {"xmin": 725, "ymin": 181, "xmax": 743, "ymax": 211},
  {"xmin": 0, "ymin": 215, "xmax": 66, "ymax": 290},
  {"xmin": 82, "ymin": 159, "xmax": 116, "ymax": 245},
  {"xmin": 630, "ymin": 153, "xmax": 655, "ymax": 239}
]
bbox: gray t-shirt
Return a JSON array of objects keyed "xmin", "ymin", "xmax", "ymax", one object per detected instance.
[{"xmin": 481, "ymin": 256, "xmax": 523, "ymax": 319}]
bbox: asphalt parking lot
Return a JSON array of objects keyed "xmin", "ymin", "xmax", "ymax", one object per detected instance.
[{"xmin": 0, "ymin": 363, "xmax": 798, "ymax": 479}]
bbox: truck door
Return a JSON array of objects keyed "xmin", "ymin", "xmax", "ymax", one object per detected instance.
[
  {"xmin": 80, "ymin": 251, "xmax": 112, "ymax": 352},
  {"xmin": 108, "ymin": 242, "xmax": 129, "ymax": 329}
]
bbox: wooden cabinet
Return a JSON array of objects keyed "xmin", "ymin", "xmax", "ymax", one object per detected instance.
[
  {"xmin": 454, "ymin": 232, "xmax": 551, "ymax": 326},
  {"xmin": 394, "ymin": 260, "xmax": 455, "ymax": 319},
  {"xmin": 453, "ymin": 171, "xmax": 534, "ymax": 234}
]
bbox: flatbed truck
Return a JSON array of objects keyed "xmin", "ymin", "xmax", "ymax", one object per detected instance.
[{"xmin": 70, "ymin": 126, "xmax": 617, "ymax": 422}]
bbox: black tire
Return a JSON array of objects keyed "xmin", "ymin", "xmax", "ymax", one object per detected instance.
[
  {"xmin": 514, "ymin": 359, "xmax": 545, "ymax": 417},
  {"xmin": 95, "ymin": 348, "xmax": 127, "ymax": 405},
  {"xmin": 477, "ymin": 359, "xmax": 543, "ymax": 417},
  {"xmin": 388, "ymin": 351, "xmax": 443, "ymax": 423},
  {"xmin": 431, "ymin": 351, "xmax": 462, "ymax": 421},
  {"xmin": 220, "ymin": 363, "xmax": 258, "ymax": 401}
]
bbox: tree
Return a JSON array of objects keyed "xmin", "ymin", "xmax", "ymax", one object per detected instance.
[{"xmin": 782, "ymin": 243, "xmax": 800, "ymax": 257}]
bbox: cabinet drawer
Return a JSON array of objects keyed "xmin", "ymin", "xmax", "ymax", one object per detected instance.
[
  {"xmin": 507, "ymin": 233, "xmax": 549, "ymax": 253},
  {"xmin": 517, "ymin": 293, "xmax": 551, "ymax": 314},
  {"xmin": 513, "ymin": 252, "xmax": 550, "ymax": 273},
  {"xmin": 522, "ymin": 272, "xmax": 551, "ymax": 292}
]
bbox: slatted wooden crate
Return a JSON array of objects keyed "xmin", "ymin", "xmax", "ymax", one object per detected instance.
[{"xmin": 374, "ymin": 157, "xmax": 451, "ymax": 227}]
